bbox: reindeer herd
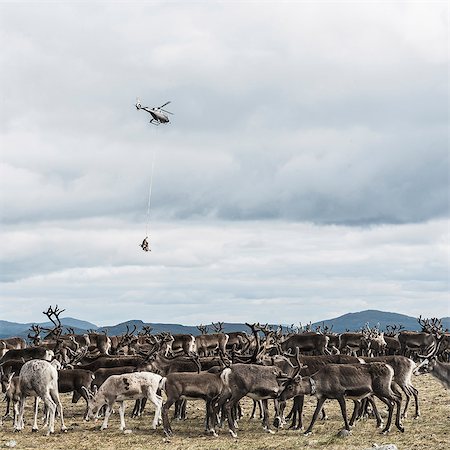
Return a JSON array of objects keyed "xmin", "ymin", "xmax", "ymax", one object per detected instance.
[{"xmin": 0, "ymin": 306, "xmax": 449, "ymax": 440}]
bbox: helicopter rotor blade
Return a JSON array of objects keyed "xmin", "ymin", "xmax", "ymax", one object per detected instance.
[
  {"xmin": 160, "ymin": 109, "xmax": 174, "ymax": 115},
  {"xmin": 159, "ymin": 101, "xmax": 171, "ymax": 109}
]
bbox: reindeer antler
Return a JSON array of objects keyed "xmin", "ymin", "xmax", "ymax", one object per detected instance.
[
  {"xmin": 212, "ymin": 322, "xmax": 224, "ymax": 333},
  {"xmin": 291, "ymin": 347, "xmax": 307, "ymax": 379},
  {"xmin": 197, "ymin": 324, "xmax": 209, "ymax": 335}
]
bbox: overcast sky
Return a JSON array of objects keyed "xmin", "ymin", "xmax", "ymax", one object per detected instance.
[{"xmin": 0, "ymin": 1, "xmax": 448, "ymax": 326}]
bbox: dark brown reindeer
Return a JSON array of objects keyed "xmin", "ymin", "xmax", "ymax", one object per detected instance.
[
  {"xmin": 194, "ymin": 325, "xmax": 229, "ymax": 357},
  {"xmin": 88, "ymin": 330, "xmax": 112, "ymax": 355},
  {"xmin": 0, "ymin": 337, "xmax": 27, "ymax": 358},
  {"xmin": 339, "ymin": 330, "xmax": 370, "ymax": 356},
  {"xmin": 160, "ymin": 358, "xmax": 231, "ymax": 437},
  {"xmin": 281, "ymin": 349, "xmax": 361, "ymax": 430},
  {"xmin": 1, "ymin": 361, "xmax": 27, "ymax": 420},
  {"xmin": 108, "ymin": 325, "xmax": 138, "ymax": 355},
  {"xmin": 78, "ymin": 354, "xmax": 150, "ymax": 372},
  {"xmin": 398, "ymin": 316, "xmax": 438, "ymax": 358},
  {"xmin": 27, "ymin": 324, "xmax": 43, "ymax": 346},
  {"xmin": 218, "ymin": 361, "xmax": 292, "ymax": 437},
  {"xmin": 169, "ymin": 334, "xmax": 196, "ymax": 356},
  {"xmin": 316, "ymin": 324, "xmax": 340, "ymax": 354},
  {"xmin": 277, "ymin": 361, "xmax": 404, "ymax": 436},
  {"xmin": 0, "ymin": 346, "xmax": 53, "ymax": 363},
  {"xmin": 384, "ymin": 324, "xmax": 403, "ymax": 355},
  {"xmin": 281, "ymin": 331, "xmax": 330, "ymax": 355},
  {"xmin": 57, "ymin": 369, "xmax": 96, "ymax": 420}
]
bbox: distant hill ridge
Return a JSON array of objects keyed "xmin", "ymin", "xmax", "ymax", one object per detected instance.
[{"xmin": 0, "ymin": 310, "xmax": 448, "ymax": 339}]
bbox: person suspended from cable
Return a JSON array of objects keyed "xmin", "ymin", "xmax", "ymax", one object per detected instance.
[{"xmin": 140, "ymin": 236, "xmax": 150, "ymax": 252}]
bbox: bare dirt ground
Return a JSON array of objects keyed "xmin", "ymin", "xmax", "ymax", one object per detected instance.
[{"xmin": 0, "ymin": 373, "xmax": 448, "ymax": 450}]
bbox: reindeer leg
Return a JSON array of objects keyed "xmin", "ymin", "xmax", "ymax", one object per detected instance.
[
  {"xmin": 291, "ymin": 395, "xmax": 304, "ymax": 430},
  {"xmin": 378, "ymin": 397, "xmax": 394, "ymax": 434},
  {"xmin": 162, "ymin": 398, "xmax": 175, "ymax": 437},
  {"xmin": 118, "ymin": 401, "xmax": 126, "ymax": 431},
  {"xmin": 261, "ymin": 399, "xmax": 274, "ymax": 434},
  {"xmin": 349, "ymin": 400, "xmax": 360, "ymax": 427},
  {"xmin": 391, "ymin": 388, "xmax": 405, "ymax": 433},
  {"xmin": 367, "ymin": 397, "xmax": 383, "ymax": 428},
  {"xmin": 304, "ymin": 397, "xmax": 326, "ymax": 436},
  {"xmin": 32, "ymin": 397, "xmax": 40, "ymax": 432},
  {"xmin": 410, "ymin": 384, "xmax": 420, "ymax": 419},
  {"xmin": 225, "ymin": 394, "xmax": 242, "ymax": 438},
  {"xmin": 336, "ymin": 396, "xmax": 350, "ymax": 432},
  {"xmin": 50, "ymin": 390, "xmax": 66, "ymax": 431},
  {"xmin": 42, "ymin": 394, "xmax": 56, "ymax": 435},
  {"xmin": 250, "ymin": 400, "xmax": 257, "ymax": 419},
  {"xmin": 3, "ymin": 397, "xmax": 12, "ymax": 420},
  {"xmin": 144, "ymin": 390, "xmax": 162, "ymax": 429},
  {"xmin": 101, "ymin": 403, "xmax": 113, "ymax": 430}
]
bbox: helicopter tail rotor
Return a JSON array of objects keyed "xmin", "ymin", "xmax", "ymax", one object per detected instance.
[{"xmin": 135, "ymin": 97, "xmax": 142, "ymax": 110}]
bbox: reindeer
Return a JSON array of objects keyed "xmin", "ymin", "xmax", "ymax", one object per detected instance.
[
  {"xmin": 194, "ymin": 328, "xmax": 229, "ymax": 357},
  {"xmin": 57, "ymin": 369, "xmax": 96, "ymax": 420},
  {"xmin": 384, "ymin": 324, "xmax": 403, "ymax": 355},
  {"xmin": 78, "ymin": 354, "xmax": 149, "ymax": 372},
  {"xmin": 88, "ymin": 331, "xmax": 112, "ymax": 355},
  {"xmin": 0, "ymin": 338, "xmax": 27, "ymax": 358},
  {"xmin": 109, "ymin": 325, "xmax": 138, "ymax": 355},
  {"xmin": 398, "ymin": 316, "xmax": 438, "ymax": 358},
  {"xmin": 160, "ymin": 359, "xmax": 231, "ymax": 437},
  {"xmin": 339, "ymin": 331, "xmax": 371, "ymax": 356},
  {"xmin": 416, "ymin": 337, "xmax": 450, "ymax": 389},
  {"xmin": 316, "ymin": 324, "xmax": 340, "ymax": 354},
  {"xmin": 218, "ymin": 362, "xmax": 292, "ymax": 437},
  {"xmin": 0, "ymin": 347, "xmax": 54, "ymax": 363},
  {"xmin": 277, "ymin": 361, "xmax": 404, "ymax": 436},
  {"xmin": 280, "ymin": 331, "xmax": 329, "ymax": 355},
  {"xmin": 360, "ymin": 355, "xmax": 420, "ymax": 419},
  {"xmin": 1, "ymin": 362, "xmax": 26, "ymax": 420},
  {"xmin": 83, "ymin": 371, "xmax": 163, "ymax": 431},
  {"xmin": 365, "ymin": 325, "xmax": 387, "ymax": 357},
  {"xmin": 169, "ymin": 334, "xmax": 196, "ymax": 356},
  {"xmin": 281, "ymin": 349, "xmax": 361, "ymax": 430},
  {"xmin": 14, "ymin": 359, "xmax": 66, "ymax": 435}
]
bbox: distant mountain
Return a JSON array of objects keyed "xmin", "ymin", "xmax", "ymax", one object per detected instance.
[
  {"xmin": 311, "ymin": 310, "xmax": 450, "ymax": 333},
  {"xmin": 1, "ymin": 310, "xmax": 448, "ymax": 339},
  {"xmin": 58, "ymin": 317, "xmax": 98, "ymax": 331}
]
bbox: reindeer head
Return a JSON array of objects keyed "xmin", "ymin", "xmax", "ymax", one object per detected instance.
[
  {"xmin": 0, "ymin": 367, "xmax": 15, "ymax": 393},
  {"xmin": 81, "ymin": 385, "xmax": 101, "ymax": 420}
]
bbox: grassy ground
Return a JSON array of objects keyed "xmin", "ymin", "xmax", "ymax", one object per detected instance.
[{"xmin": 0, "ymin": 373, "xmax": 448, "ymax": 450}]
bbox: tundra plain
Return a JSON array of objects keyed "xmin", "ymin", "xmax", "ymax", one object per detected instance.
[{"xmin": 0, "ymin": 373, "xmax": 448, "ymax": 450}]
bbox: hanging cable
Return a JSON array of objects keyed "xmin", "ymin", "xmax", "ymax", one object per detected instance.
[
  {"xmin": 145, "ymin": 148, "xmax": 156, "ymax": 238},
  {"xmin": 140, "ymin": 125, "xmax": 158, "ymax": 253}
]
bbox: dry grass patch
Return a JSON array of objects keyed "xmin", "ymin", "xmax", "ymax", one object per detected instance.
[{"xmin": 0, "ymin": 373, "xmax": 448, "ymax": 449}]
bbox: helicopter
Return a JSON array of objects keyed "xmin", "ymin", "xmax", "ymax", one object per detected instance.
[{"xmin": 135, "ymin": 98, "xmax": 173, "ymax": 125}]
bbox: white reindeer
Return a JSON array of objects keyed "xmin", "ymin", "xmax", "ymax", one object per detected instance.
[
  {"xmin": 83, "ymin": 371, "xmax": 163, "ymax": 431},
  {"xmin": 14, "ymin": 359, "xmax": 66, "ymax": 435}
]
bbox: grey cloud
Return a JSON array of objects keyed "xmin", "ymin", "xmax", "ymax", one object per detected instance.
[{"xmin": 0, "ymin": 2, "xmax": 448, "ymax": 324}]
